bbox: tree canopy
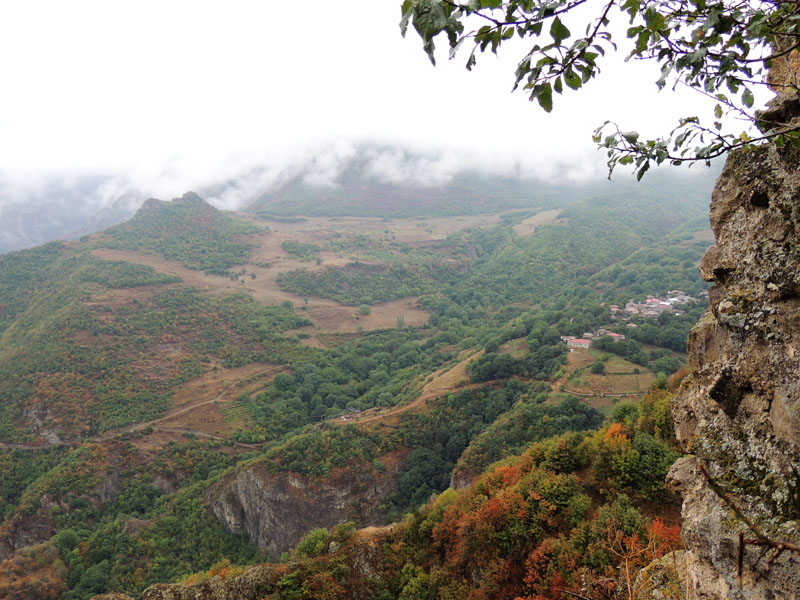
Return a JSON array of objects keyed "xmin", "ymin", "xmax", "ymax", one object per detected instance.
[{"xmin": 400, "ymin": 0, "xmax": 800, "ymax": 177}]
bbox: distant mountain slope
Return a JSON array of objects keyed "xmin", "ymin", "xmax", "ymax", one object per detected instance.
[
  {"xmin": 246, "ymin": 146, "xmax": 719, "ymax": 217},
  {"xmin": 248, "ymin": 170, "xmax": 572, "ymax": 217}
]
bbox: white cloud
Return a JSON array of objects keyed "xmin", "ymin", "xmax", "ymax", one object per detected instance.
[{"xmin": 0, "ymin": 1, "xmax": 736, "ymax": 208}]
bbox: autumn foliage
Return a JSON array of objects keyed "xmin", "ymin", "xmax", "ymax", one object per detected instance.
[{"xmin": 264, "ymin": 416, "xmax": 683, "ymax": 600}]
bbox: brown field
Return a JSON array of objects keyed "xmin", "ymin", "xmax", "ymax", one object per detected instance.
[
  {"xmin": 297, "ymin": 297, "xmax": 429, "ymax": 339},
  {"xmin": 555, "ymin": 348, "xmax": 656, "ymax": 409},
  {"xmin": 512, "ymin": 209, "xmax": 566, "ymax": 237},
  {"xmin": 674, "ymin": 228, "xmax": 715, "ymax": 250},
  {"xmin": 499, "ymin": 337, "xmax": 528, "ymax": 358},
  {"xmin": 244, "ymin": 212, "xmax": 507, "ymax": 243},
  {"xmin": 686, "ymin": 229, "xmax": 715, "ymax": 244},
  {"xmin": 421, "ymin": 349, "xmax": 483, "ymax": 397},
  {"xmin": 91, "ymin": 212, "xmax": 502, "ymax": 336}
]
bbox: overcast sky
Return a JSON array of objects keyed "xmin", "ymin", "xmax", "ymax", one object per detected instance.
[{"xmin": 0, "ymin": 1, "xmax": 737, "ymax": 204}]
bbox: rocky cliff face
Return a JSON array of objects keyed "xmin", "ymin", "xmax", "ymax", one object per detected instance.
[
  {"xmin": 211, "ymin": 455, "xmax": 404, "ymax": 558},
  {"xmin": 668, "ymin": 85, "xmax": 800, "ymax": 598}
]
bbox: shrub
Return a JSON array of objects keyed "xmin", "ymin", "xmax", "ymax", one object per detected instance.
[{"xmin": 295, "ymin": 528, "xmax": 330, "ymax": 559}]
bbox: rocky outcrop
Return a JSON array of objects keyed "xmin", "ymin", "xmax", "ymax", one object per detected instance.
[
  {"xmin": 211, "ymin": 456, "xmax": 404, "ymax": 558},
  {"xmin": 668, "ymin": 86, "xmax": 800, "ymax": 598},
  {"xmin": 140, "ymin": 565, "xmax": 278, "ymax": 600}
]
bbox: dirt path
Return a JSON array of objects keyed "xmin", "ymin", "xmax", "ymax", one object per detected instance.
[
  {"xmin": 0, "ymin": 442, "xmax": 53, "ymax": 451},
  {"xmin": 557, "ymin": 386, "xmax": 645, "ymax": 398},
  {"xmin": 145, "ymin": 426, "xmax": 267, "ymax": 450},
  {"xmin": 3, "ymin": 366, "xmax": 282, "ymax": 451},
  {"xmin": 96, "ymin": 365, "xmax": 282, "ymax": 440},
  {"xmin": 345, "ymin": 349, "xmax": 482, "ymax": 426}
]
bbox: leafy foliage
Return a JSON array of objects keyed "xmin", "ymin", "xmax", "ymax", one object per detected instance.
[
  {"xmin": 278, "ymin": 263, "xmax": 441, "ymax": 305},
  {"xmin": 453, "ymin": 392, "xmax": 604, "ymax": 482},
  {"xmin": 0, "ymin": 448, "xmax": 68, "ymax": 519},
  {"xmin": 257, "ymin": 415, "xmax": 683, "ymax": 600},
  {"xmin": 281, "ymin": 240, "xmax": 321, "ymax": 261},
  {"xmin": 591, "ymin": 336, "xmax": 649, "ymax": 366},
  {"xmin": 591, "ymin": 217, "xmax": 712, "ymax": 299},
  {"xmin": 625, "ymin": 303, "xmax": 706, "ymax": 352},
  {"xmin": 400, "ymin": 0, "xmax": 800, "ymax": 174}
]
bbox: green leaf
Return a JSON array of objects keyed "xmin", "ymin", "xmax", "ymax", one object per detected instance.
[
  {"xmin": 481, "ymin": 0, "xmax": 503, "ymax": 7},
  {"xmin": 742, "ymin": 87, "xmax": 754, "ymax": 108},
  {"xmin": 554, "ymin": 76, "xmax": 563, "ymax": 94},
  {"xmin": 534, "ymin": 83, "xmax": 553, "ymax": 112},
  {"xmin": 714, "ymin": 104, "xmax": 723, "ymax": 119},
  {"xmin": 400, "ymin": 0, "xmax": 414, "ymax": 36},
  {"xmin": 622, "ymin": 131, "xmax": 639, "ymax": 144},
  {"xmin": 636, "ymin": 161, "xmax": 650, "ymax": 181},
  {"xmin": 550, "ymin": 17, "xmax": 571, "ymax": 45},
  {"xmin": 564, "ymin": 69, "xmax": 582, "ymax": 90}
]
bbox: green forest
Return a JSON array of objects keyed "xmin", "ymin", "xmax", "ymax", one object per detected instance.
[{"xmin": 0, "ymin": 188, "xmax": 710, "ymax": 599}]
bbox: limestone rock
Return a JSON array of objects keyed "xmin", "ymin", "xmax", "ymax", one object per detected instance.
[
  {"xmin": 670, "ymin": 89, "xmax": 800, "ymax": 599},
  {"xmin": 210, "ymin": 456, "xmax": 404, "ymax": 558},
  {"xmin": 635, "ymin": 550, "xmax": 690, "ymax": 600}
]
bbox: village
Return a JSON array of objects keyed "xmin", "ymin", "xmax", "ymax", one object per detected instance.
[
  {"xmin": 560, "ymin": 290, "xmax": 704, "ymax": 350},
  {"xmin": 609, "ymin": 289, "xmax": 704, "ymax": 320}
]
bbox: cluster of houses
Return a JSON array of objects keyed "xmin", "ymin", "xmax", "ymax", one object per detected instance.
[
  {"xmin": 608, "ymin": 290, "xmax": 703, "ymax": 321},
  {"xmin": 561, "ymin": 329, "xmax": 626, "ymax": 350}
]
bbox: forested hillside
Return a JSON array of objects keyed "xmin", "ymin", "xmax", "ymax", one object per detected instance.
[{"xmin": 0, "ymin": 182, "xmax": 711, "ymax": 599}]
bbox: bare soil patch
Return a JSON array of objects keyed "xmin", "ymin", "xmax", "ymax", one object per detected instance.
[
  {"xmin": 557, "ymin": 349, "xmax": 655, "ymax": 400},
  {"xmin": 421, "ymin": 349, "xmax": 483, "ymax": 397},
  {"xmin": 512, "ymin": 209, "xmax": 566, "ymax": 237},
  {"xmin": 92, "ymin": 218, "xmax": 433, "ymax": 336},
  {"xmin": 499, "ymin": 337, "xmax": 528, "ymax": 358},
  {"xmin": 168, "ymin": 363, "xmax": 278, "ymax": 411},
  {"xmin": 301, "ymin": 297, "xmax": 429, "ymax": 335}
]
